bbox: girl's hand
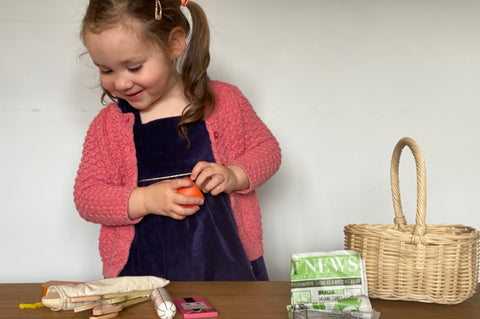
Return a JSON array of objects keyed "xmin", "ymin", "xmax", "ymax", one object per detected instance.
[
  {"xmin": 191, "ymin": 161, "xmax": 250, "ymax": 196},
  {"xmin": 128, "ymin": 178, "xmax": 204, "ymax": 220}
]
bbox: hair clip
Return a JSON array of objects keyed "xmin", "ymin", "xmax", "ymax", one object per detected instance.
[
  {"xmin": 156, "ymin": 0, "xmax": 188, "ymax": 21},
  {"xmin": 155, "ymin": 0, "xmax": 162, "ymax": 20}
]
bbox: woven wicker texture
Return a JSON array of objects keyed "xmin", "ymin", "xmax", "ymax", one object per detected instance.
[{"xmin": 344, "ymin": 137, "xmax": 479, "ymax": 304}]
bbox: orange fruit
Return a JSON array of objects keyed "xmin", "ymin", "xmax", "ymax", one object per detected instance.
[{"xmin": 177, "ymin": 177, "xmax": 204, "ymax": 207}]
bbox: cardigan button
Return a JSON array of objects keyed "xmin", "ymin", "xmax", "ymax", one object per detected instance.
[{"xmin": 213, "ymin": 131, "xmax": 219, "ymax": 139}]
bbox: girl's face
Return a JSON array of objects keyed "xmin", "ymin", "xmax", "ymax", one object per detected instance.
[{"xmin": 85, "ymin": 23, "xmax": 178, "ymax": 112}]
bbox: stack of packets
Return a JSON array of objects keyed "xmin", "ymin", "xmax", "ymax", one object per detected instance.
[
  {"xmin": 287, "ymin": 250, "xmax": 381, "ymax": 319},
  {"xmin": 42, "ymin": 276, "xmax": 170, "ymax": 319}
]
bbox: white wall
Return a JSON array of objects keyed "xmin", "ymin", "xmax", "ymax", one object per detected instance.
[{"xmin": 1, "ymin": 0, "xmax": 479, "ymax": 283}]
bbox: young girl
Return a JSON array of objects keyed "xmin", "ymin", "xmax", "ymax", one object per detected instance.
[{"xmin": 74, "ymin": 0, "xmax": 281, "ymax": 281}]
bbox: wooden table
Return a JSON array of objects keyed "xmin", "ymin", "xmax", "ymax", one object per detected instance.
[{"xmin": 1, "ymin": 281, "xmax": 478, "ymax": 318}]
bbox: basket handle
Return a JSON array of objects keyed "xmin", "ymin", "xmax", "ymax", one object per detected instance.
[{"xmin": 390, "ymin": 137, "xmax": 427, "ymax": 237}]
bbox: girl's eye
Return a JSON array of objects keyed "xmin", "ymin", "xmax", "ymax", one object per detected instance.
[
  {"xmin": 99, "ymin": 69, "xmax": 112, "ymax": 75},
  {"xmin": 128, "ymin": 65, "xmax": 143, "ymax": 73}
]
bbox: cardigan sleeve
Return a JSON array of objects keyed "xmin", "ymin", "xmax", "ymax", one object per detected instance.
[
  {"xmin": 209, "ymin": 82, "xmax": 281, "ymax": 194},
  {"xmin": 231, "ymin": 90, "xmax": 281, "ymax": 193},
  {"xmin": 73, "ymin": 105, "xmax": 141, "ymax": 226}
]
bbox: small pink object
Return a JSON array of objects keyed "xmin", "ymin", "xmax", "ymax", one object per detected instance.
[
  {"xmin": 181, "ymin": 0, "xmax": 189, "ymax": 6},
  {"xmin": 173, "ymin": 297, "xmax": 218, "ymax": 318}
]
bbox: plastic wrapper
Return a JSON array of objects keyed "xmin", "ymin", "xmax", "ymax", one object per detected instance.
[
  {"xmin": 287, "ymin": 295, "xmax": 378, "ymax": 319},
  {"xmin": 289, "ymin": 250, "xmax": 381, "ymax": 318},
  {"xmin": 151, "ymin": 287, "xmax": 176, "ymax": 319}
]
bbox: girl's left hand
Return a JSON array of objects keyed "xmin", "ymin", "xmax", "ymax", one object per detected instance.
[{"xmin": 190, "ymin": 161, "xmax": 250, "ymax": 195}]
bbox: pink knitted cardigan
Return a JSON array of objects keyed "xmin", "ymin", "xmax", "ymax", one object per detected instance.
[{"xmin": 74, "ymin": 81, "xmax": 281, "ymax": 278}]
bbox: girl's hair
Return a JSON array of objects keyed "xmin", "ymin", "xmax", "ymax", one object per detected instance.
[{"xmin": 80, "ymin": 0, "xmax": 215, "ymax": 145}]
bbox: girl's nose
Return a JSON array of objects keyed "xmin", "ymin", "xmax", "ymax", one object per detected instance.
[{"xmin": 114, "ymin": 75, "xmax": 133, "ymax": 92}]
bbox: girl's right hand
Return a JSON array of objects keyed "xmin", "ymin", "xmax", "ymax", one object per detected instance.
[{"xmin": 128, "ymin": 178, "xmax": 204, "ymax": 220}]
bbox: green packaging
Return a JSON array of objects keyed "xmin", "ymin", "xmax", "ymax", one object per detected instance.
[{"xmin": 290, "ymin": 250, "xmax": 369, "ymax": 305}]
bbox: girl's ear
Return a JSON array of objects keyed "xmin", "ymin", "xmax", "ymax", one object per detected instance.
[{"xmin": 168, "ymin": 27, "xmax": 187, "ymax": 60}]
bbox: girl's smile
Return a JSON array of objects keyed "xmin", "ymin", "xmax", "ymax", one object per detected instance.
[{"xmin": 126, "ymin": 90, "xmax": 145, "ymax": 101}]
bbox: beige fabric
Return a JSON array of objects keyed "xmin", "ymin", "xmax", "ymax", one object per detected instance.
[{"xmin": 42, "ymin": 276, "xmax": 169, "ymax": 311}]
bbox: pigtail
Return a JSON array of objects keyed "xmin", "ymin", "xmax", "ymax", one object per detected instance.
[{"xmin": 177, "ymin": 1, "xmax": 215, "ymax": 146}]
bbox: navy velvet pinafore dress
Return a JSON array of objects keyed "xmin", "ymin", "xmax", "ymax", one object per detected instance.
[{"xmin": 118, "ymin": 100, "xmax": 258, "ymax": 281}]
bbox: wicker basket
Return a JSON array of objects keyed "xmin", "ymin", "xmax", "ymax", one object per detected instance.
[{"xmin": 344, "ymin": 137, "xmax": 479, "ymax": 304}]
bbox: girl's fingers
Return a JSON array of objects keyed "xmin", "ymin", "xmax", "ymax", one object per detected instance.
[
  {"xmin": 166, "ymin": 202, "xmax": 201, "ymax": 219},
  {"xmin": 190, "ymin": 161, "xmax": 209, "ymax": 180},
  {"xmin": 193, "ymin": 164, "xmax": 222, "ymax": 187},
  {"xmin": 200, "ymin": 174, "xmax": 224, "ymax": 194},
  {"xmin": 176, "ymin": 193, "xmax": 204, "ymax": 207}
]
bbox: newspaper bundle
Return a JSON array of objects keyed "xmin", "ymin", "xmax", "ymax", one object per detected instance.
[{"xmin": 287, "ymin": 250, "xmax": 380, "ymax": 319}]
